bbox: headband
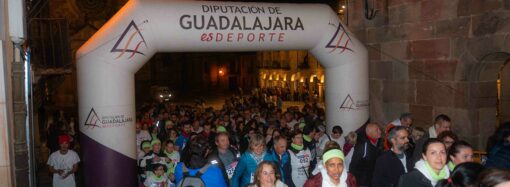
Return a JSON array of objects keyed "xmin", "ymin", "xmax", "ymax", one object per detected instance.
[{"xmin": 323, "ymin": 149, "xmax": 345, "ymax": 164}]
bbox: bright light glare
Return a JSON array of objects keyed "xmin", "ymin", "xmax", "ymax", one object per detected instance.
[{"xmin": 159, "ymin": 95, "xmax": 163, "ymax": 98}]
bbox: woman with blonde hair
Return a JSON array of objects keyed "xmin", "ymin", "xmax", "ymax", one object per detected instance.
[
  {"xmin": 232, "ymin": 133, "xmax": 267, "ymax": 187},
  {"xmin": 249, "ymin": 161, "xmax": 287, "ymax": 187}
]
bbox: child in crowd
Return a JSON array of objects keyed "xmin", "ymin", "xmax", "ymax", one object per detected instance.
[{"xmin": 144, "ymin": 163, "xmax": 173, "ymax": 187}]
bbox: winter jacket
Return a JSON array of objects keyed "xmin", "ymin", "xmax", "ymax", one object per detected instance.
[
  {"xmin": 303, "ymin": 171, "xmax": 357, "ymax": 187},
  {"xmin": 207, "ymin": 147, "xmax": 241, "ymax": 185},
  {"xmin": 175, "ymin": 133, "xmax": 190, "ymax": 152},
  {"xmin": 372, "ymin": 150, "xmax": 414, "ymax": 187},
  {"xmin": 348, "ymin": 137, "xmax": 382, "ymax": 187},
  {"xmin": 231, "ymin": 151, "xmax": 266, "ymax": 187},
  {"xmin": 397, "ymin": 169, "xmax": 433, "ymax": 187},
  {"xmin": 174, "ymin": 162, "xmax": 227, "ymax": 187},
  {"xmin": 398, "ymin": 160, "xmax": 449, "ymax": 187},
  {"xmin": 485, "ymin": 142, "xmax": 510, "ymax": 170},
  {"xmin": 263, "ymin": 148, "xmax": 292, "ymax": 186}
]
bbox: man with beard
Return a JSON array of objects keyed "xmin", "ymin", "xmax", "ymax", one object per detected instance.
[
  {"xmin": 176, "ymin": 122, "xmax": 192, "ymax": 152},
  {"xmin": 372, "ymin": 126, "xmax": 414, "ymax": 187}
]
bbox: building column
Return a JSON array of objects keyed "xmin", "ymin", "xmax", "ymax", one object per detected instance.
[
  {"xmin": 318, "ymin": 83, "xmax": 324, "ymax": 102},
  {"xmin": 12, "ymin": 45, "xmax": 30, "ymax": 187},
  {"xmin": 0, "ymin": 40, "xmax": 14, "ymax": 187}
]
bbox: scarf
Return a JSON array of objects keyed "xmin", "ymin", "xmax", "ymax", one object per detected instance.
[
  {"xmin": 249, "ymin": 151, "xmax": 265, "ymax": 164},
  {"xmin": 291, "ymin": 143, "xmax": 304, "ymax": 151},
  {"xmin": 303, "ymin": 135, "xmax": 312, "ymax": 142},
  {"xmin": 367, "ymin": 135, "xmax": 378, "ymax": 145},
  {"xmin": 447, "ymin": 161, "xmax": 455, "ymax": 171},
  {"xmin": 415, "ymin": 159, "xmax": 450, "ymax": 186}
]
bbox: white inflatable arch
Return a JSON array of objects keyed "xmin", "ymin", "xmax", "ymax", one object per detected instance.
[{"xmin": 76, "ymin": 0, "xmax": 368, "ymax": 186}]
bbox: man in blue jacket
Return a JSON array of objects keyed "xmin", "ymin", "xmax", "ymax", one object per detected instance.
[{"xmin": 264, "ymin": 135, "xmax": 292, "ymax": 186}]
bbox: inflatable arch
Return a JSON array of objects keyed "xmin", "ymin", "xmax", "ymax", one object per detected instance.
[{"xmin": 76, "ymin": 0, "xmax": 368, "ymax": 186}]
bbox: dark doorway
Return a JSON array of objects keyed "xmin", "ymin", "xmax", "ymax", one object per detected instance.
[{"xmin": 229, "ymin": 77, "xmax": 238, "ymax": 91}]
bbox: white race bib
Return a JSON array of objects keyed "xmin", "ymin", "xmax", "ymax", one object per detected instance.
[{"xmin": 226, "ymin": 161, "xmax": 238, "ymax": 179}]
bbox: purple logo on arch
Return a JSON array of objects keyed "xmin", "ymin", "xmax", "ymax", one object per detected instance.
[
  {"xmin": 326, "ymin": 23, "xmax": 353, "ymax": 54},
  {"xmin": 110, "ymin": 20, "xmax": 148, "ymax": 60},
  {"xmin": 83, "ymin": 108, "xmax": 133, "ymax": 129},
  {"xmin": 340, "ymin": 94, "xmax": 369, "ymax": 111},
  {"xmin": 84, "ymin": 108, "xmax": 101, "ymax": 128}
]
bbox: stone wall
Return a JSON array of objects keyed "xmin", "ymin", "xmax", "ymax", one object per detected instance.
[{"xmin": 348, "ymin": 0, "xmax": 510, "ymax": 149}]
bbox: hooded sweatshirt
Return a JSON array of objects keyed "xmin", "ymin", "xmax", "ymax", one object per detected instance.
[
  {"xmin": 320, "ymin": 164, "xmax": 348, "ymax": 187},
  {"xmin": 414, "ymin": 159, "xmax": 450, "ymax": 186}
]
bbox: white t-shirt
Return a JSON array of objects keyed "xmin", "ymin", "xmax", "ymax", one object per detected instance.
[
  {"xmin": 144, "ymin": 174, "xmax": 172, "ymax": 187},
  {"xmin": 136, "ymin": 130, "xmax": 151, "ymax": 153},
  {"xmin": 47, "ymin": 150, "xmax": 80, "ymax": 187},
  {"xmin": 288, "ymin": 149, "xmax": 311, "ymax": 187}
]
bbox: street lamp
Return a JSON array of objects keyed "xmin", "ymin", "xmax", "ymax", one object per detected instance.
[
  {"xmin": 217, "ymin": 65, "xmax": 224, "ymax": 88},
  {"xmin": 219, "ymin": 68, "xmax": 224, "ymax": 76}
]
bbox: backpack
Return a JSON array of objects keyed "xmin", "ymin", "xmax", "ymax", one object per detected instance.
[{"xmin": 177, "ymin": 163, "xmax": 211, "ymax": 187}]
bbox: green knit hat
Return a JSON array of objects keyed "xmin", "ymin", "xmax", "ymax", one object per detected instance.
[
  {"xmin": 151, "ymin": 139, "xmax": 161, "ymax": 146},
  {"xmin": 142, "ymin": 141, "xmax": 152, "ymax": 149},
  {"xmin": 216, "ymin": 125, "xmax": 227, "ymax": 133}
]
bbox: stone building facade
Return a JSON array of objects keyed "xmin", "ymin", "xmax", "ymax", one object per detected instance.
[
  {"xmin": 347, "ymin": 0, "xmax": 510, "ymax": 149},
  {"xmin": 257, "ymin": 50, "xmax": 326, "ymax": 102}
]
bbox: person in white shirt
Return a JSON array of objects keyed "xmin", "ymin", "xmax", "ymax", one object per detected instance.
[
  {"xmin": 136, "ymin": 122, "xmax": 151, "ymax": 155},
  {"xmin": 47, "ymin": 135, "xmax": 80, "ymax": 187}
]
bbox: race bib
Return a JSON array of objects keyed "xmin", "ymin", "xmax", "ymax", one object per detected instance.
[
  {"xmin": 226, "ymin": 161, "xmax": 238, "ymax": 179},
  {"xmin": 297, "ymin": 154, "xmax": 310, "ymax": 164}
]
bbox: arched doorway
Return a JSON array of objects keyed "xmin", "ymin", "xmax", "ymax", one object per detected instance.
[{"xmin": 498, "ymin": 59, "xmax": 510, "ymax": 125}]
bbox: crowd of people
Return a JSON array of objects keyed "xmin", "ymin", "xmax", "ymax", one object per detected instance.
[
  {"xmin": 42, "ymin": 88, "xmax": 510, "ymax": 187},
  {"xmin": 257, "ymin": 86, "xmax": 321, "ymax": 104},
  {"xmin": 132, "ymin": 90, "xmax": 510, "ymax": 187}
]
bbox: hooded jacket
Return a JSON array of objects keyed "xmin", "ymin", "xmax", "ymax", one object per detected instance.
[
  {"xmin": 372, "ymin": 150, "xmax": 414, "ymax": 187},
  {"xmin": 398, "ymin": 159, "xmax": 450, "ymax": 187},
  {"xmin": 231, "ymin": 151, "xmax": 266, "ymax": 187},
  {"xmin": 263, "ymin": 148, "xmax": 292, "ymax": 186},
  {"xmin": 348, "ymin": 136, "xmax": 382, "ymax": 187},
  {"xmin": 303, "ymin": 165, "xmax": 357, "ymax": 187},
  {"xmin": 207, "ymin": 146, "xmax": 241, "ymax": 185}
]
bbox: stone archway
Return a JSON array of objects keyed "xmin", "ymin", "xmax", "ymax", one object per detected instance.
[
  {"xmin": 498, "ymin": 59, "xmax": 510, "ymax": 124},
  {"xmin": 467, "ymin": 51, "xmax": 510, "ymax": 149}
]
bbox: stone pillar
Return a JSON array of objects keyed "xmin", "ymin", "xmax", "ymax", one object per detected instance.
[
  {"xmin": 12, "ymin": 45, "xmax": 29, "ymax": 187},
  {"xmin": 318, "ymin": 83, "xmax": 324, "ymax": 102},
  {"xmin": 0, "ymin": 40, "xmax": 15, "ymax": 187}
]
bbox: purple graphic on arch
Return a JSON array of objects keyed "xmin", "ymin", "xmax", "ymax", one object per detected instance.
[{"xmin": 80, "ymin": 132, "xmax": 137, "ymax": 187}]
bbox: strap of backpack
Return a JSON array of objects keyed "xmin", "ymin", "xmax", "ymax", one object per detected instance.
[
  {"xmin": 181, "ymin": 164, "xmax": 190, "ymax": 176},
  {"xmin": 195, "ymin": 163, "xmax": 212, "ymax": 178}
]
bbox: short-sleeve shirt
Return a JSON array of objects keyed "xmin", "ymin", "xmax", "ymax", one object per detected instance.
[{"xmin": 47, "ymin": 150, "xmax": 80, "ymax": 187}]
